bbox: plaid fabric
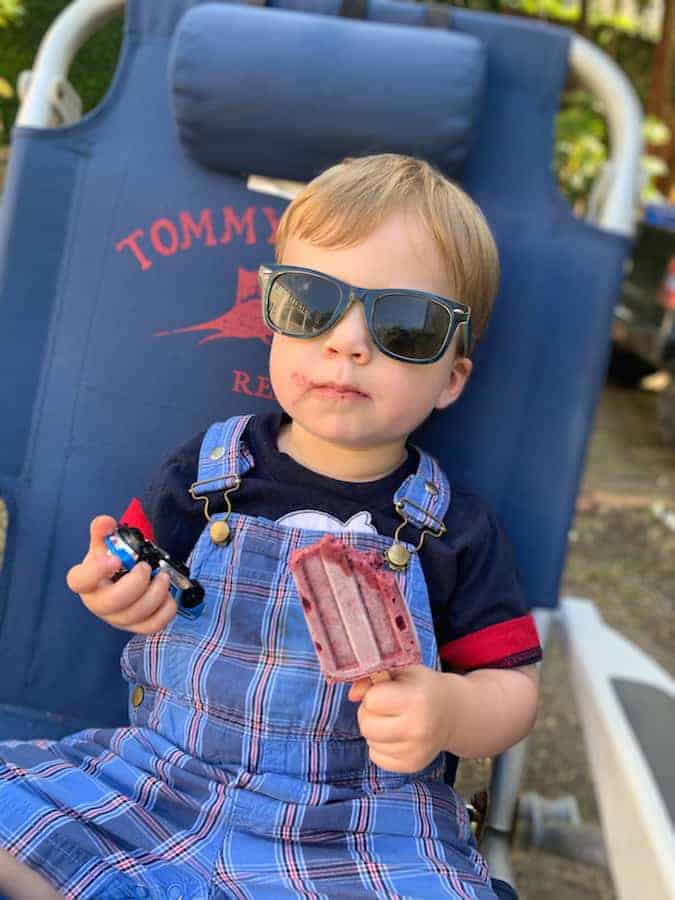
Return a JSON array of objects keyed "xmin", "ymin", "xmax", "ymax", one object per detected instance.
[{"xmin": 0, "ymin": 418, "xmax": 499, "ymax": 898}]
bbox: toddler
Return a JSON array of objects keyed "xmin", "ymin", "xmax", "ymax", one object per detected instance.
[{"xmin": 0, "ymin": 154, "xmax": 541, "ymax": 899}]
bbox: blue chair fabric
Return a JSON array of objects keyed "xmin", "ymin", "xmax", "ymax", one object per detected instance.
[
  {"xmin": 171, "ymin": 3, "xmax": 486, "ymax": 178},
  {"xmin": 0, "ymin": 0, "xmax": 629, "ymax": 736}
]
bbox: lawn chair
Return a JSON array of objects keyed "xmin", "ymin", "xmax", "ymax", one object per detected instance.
[{"xmin": 1, "ymin": 1, "xmax": 673, "ymax": 898}]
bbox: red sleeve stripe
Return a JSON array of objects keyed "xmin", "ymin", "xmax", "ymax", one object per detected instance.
[
  {"xmin": 119, "ymin": 497, "xmax": 156, "ymax": 543},
  {"xmin": 439, "ymin": 614, "xmax": 541, "ymax": 671}
]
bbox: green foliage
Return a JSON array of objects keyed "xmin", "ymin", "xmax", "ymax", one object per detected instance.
[
  {"xmin": 554, "ymin": 91, "xmax": 608, "ymax": 210},
  {"xmin": 0, "ymin": 0, "xmax": 24, "ymax": 28},
  {"xmin": 644, "ymin": 114, "xmax": 672, "ymax": 148},
  {"xmin": 554, "ymin": 90, "xmax": 672, "ymax": 210},
  {"xmin": 497, "ymin": 0, "xmax": 661, "ymax": 39},
  {"xmin": 591, "ymin": 28, "xmax": 657, "ymax": 104},
  {"xmin": 642, "ymin": 116, "xmax": 672, "ymax": 204},
  {"xmin": 591, "ymin": 12, "xmax": 652, "ymax": 38},
  {"xmin": 498, "ymin": 0, "xmax": 578, "ymax": 22},
  {"xmin": 0, "ymin": 0, "xmax": 122, "ymax": 142},
  {"xmin": 0, "ymin": 0, "xmax": 25, "ymax": 134},
  {"xmin": 482, "ymin": 0, "xmax": 669, "ymax": 210}
]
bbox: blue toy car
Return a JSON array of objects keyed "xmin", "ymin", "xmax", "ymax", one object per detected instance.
[{"xmin": 105, "ymin": 525, "xmax": 205, "ymax": 620}]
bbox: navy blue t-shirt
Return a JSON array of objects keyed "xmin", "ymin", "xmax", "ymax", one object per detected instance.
[{"xmin": 132, "ymin": 411, "xmax": 541, "ymax": 673}]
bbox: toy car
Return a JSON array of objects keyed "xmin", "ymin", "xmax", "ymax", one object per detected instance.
[{"xmin": 105, "ymin": 525, "xmax": 205, "ymax": 620}]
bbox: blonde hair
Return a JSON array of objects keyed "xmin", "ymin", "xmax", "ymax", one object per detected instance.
[{"xmin": 274, "ymin": 154, "xmax": 500, "ymax": 342}]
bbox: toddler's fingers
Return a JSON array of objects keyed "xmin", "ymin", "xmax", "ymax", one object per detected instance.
[
  {"xmin": 109, "ymin": 590, "xmax": 177, "ymax": 635},
  {"xmin": 133, "ymin": 595, "xmax": 178, "ymax": 634},
  {"xmin": 348, "ymin": 678, "xmax": 371, "ymax": 703},
  {"xmin": 80, "ymin": 562, "xmax": 153, "ymax": 617},
  {"xmin": 105, "ymin": 573, "xmax": 173, "ymax": 629},
  {"xmin": 357, "ymin": 707, "xmax": 405, "ymax": 744},
  {"xmin": 89, "ymin": 515, "xmax": 118, "ymax": 553},
  {"xmin": 66, "ymin": 552, "xmax": 122, "ymax": 596}
]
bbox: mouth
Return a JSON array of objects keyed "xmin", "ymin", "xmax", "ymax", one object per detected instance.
[{"xmin": 309, "ymin": 380, "xmax": 370, "ymax": 399}]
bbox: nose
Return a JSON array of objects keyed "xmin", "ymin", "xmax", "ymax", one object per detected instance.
[{"xmin": 322, "ymin": 298, "xmax": 373, "ymax": 364}]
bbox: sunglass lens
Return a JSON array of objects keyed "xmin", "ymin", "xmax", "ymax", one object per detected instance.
[
  {"xmin": 267, "ymin": 273, "xmax": 341, "ymax": 336},
  {"xmin": 372, "ymin": 295, "xmax": 451, "ymax": 361}
]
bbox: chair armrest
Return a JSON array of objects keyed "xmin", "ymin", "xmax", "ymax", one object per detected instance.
[
  {"xmin": 16, "ymin": 0, "xmax": 124, "ymax": 128},
  {"xmin": 560, "ymin": 597, "xmax": 675, "ymax": 900},
  {"xmin": 569, "ymin": 36, "xmax": 642, "ymax": 237}
]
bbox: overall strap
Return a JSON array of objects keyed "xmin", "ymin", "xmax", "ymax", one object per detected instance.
[
  {"xmin": 193, "ymin": 416, "xmax": 255, "ymax": 494},
  {"xmin": 393, "ymin": 448, "xmax": 451, "ymax": 534}
]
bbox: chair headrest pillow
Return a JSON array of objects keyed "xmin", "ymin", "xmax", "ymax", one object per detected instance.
[{"xmin": 169, "ymin": 2, "xmax": 486, "ymax": 180}]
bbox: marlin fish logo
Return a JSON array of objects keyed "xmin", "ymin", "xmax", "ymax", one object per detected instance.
[{"xmin": 154, "ymin": 268, "xmax": 272, "ymax": 345}]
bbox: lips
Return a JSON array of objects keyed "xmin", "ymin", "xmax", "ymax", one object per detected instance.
[{"xmin": 310, "ymin": 380, "xmax": 370, "ymax": 398}]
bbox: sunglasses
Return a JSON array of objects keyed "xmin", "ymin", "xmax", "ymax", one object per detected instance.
[{"xmin": 258, "ymin": 264, "xmax": 472, "ymax": 364}]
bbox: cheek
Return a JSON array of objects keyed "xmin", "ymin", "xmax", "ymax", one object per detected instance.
[
  {"xmin": 269, "ymin": 337, "xmax": 308, "ymax": 401},
  {"xmin": 416, "ymin": 357, "xmax": 455, "ymax": 398},
  {"xmin": 269, "ymin": 338, "xmax": 290, "ymax": 393},
  {"xmin": 380, "ymin": 364, "xmax": 451, "ymax": 422},
  {"xmin": 385, "ymin": 364, "xmax": 445, "ymax": 402}
]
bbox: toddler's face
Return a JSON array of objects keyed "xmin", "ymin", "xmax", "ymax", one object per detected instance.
[{"xmin": 269, "ymin": 210, "xmax": 472, "ymax": 455}]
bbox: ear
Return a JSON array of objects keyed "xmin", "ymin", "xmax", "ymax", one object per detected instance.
[{"xmin": 434, "ymin": 355, "xmax": 473, "ymax": 411}]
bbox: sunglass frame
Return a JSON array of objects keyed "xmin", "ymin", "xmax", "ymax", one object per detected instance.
[{"xmin": 258, "ymin": 264, "xmax": 472, "ymax": 363}]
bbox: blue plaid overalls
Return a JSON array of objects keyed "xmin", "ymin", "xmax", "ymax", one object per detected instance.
[{"xmin": 0, "ymin": 416, "xmax": 498, "ymax": 899}]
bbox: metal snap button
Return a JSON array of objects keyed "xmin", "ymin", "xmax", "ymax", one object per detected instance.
[
  {"xmin": 385, "ymin": 543, "xmax": 410, "ymax": 569},
  {"xmin": 209, "ymin": 446, "xmax": 226, "ymax": 461},
  {"xmin": 424, "ymin": 481, "xmax": 438, "ymax": 496},
  {"xmin": 131, "ymin": 686, "xmax": 144, "ymax": 708},
  {"xmin": 210, "ymin": 520, "xmax": 231, "ymax": 545}
]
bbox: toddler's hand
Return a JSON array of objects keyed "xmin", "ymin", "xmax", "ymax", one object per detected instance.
[
  {"xmin": 348, "ymin": 665, "xmax": 454, "ymax": 773},
  {"xmin": 66, "ymin": 515, "xmax": 177, "ymax": 634}
]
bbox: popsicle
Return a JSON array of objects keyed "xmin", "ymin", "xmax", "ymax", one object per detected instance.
[{"xmin": 290, "ymin": 535, "xmax": 421, "ymax": 683}]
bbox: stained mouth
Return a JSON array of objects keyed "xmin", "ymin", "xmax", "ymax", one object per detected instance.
[{"xmin": 311, "ymin": 381, "xmax": 370, "ymax": 398}]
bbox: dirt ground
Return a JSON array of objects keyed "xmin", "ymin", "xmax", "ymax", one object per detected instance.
[{"xmin": 455, "ymin": 383, "xmax": 675, "ymax": 900}]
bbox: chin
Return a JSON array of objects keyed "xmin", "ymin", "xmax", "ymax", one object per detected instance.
[
  {"xmin": 317, "ymin": 423, "xmax": 405, "ymax": 452},
  {"xmin": 308, "ymin": 425, "xmax": 364, "ymax": 446}
]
